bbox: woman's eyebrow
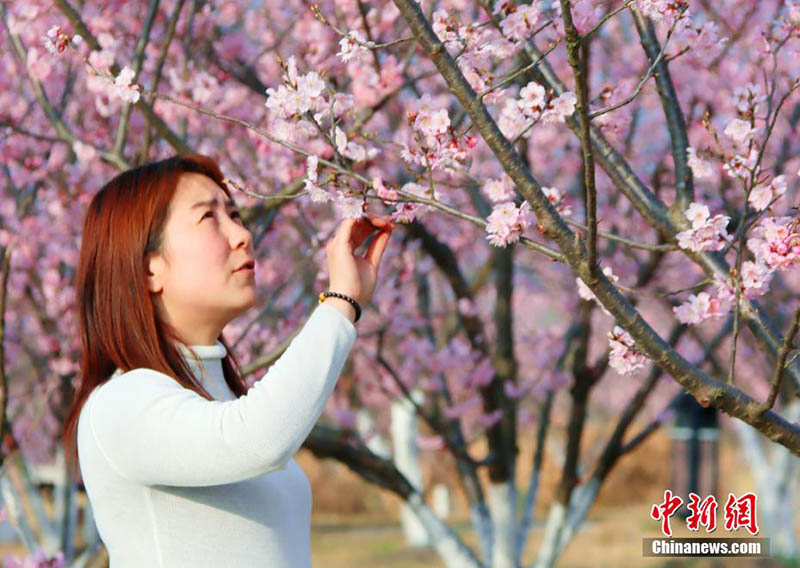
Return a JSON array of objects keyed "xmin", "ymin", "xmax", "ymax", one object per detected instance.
[{"xmin": 190, "ymin": 197, "xmax": 237, "ymax": 210}]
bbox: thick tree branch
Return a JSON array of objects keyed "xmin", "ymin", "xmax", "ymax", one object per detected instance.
[{"xmin": 630, "ymin": 7, "xmax": 694, "ymax": 211}]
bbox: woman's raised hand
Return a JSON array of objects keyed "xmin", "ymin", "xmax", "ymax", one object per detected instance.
[{"xmin": 326, "ymin": 213, "xmax": 395, "ymax": 307}]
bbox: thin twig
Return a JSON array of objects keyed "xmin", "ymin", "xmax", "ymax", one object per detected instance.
[
  {"xmin": 564, "ymin": 220, "xmax": 677, "ymax": 251},
  {"xmin": 757, "ymin": 306, "xmax": 800, "ymax": 415}
]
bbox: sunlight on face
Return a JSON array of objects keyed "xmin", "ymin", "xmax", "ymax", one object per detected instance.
[{"xmin": 147, "ymin": 172, "xmax": 257, "ymax": 345}]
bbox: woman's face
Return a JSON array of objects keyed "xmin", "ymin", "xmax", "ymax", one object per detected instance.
[{"xmin": 146, "ymin": 172, "xmax": 257, "ymax": 345}]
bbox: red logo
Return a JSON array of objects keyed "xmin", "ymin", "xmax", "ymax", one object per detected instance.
[{"xmin": 651, "ymin": 491, "xmax": 759, "ymax": 537}]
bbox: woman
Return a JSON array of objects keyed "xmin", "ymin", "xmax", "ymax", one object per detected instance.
[{"xmin": 61, "ymin": 154, "xmax": 394, "ymax": 566}]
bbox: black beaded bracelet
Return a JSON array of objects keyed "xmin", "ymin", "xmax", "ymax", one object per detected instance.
[{"xmin": 318, "ymin": 290, "xmax": 361, "ymax": 323}]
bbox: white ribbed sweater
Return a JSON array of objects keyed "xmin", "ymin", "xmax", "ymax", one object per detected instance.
[{"xmin": 77, "ymin": 302, "xmax": 357, "ymax": 567}]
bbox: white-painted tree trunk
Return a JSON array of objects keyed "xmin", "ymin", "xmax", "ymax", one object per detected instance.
[
  {"xmin": 515, "ymin": 467, "xmax": 540, "ymax": 562},
  {"xmin": 471, "ymin": 501, "xmax": 494, "ymax": 566},
  {"xmin": 733, "ymin": 402, "xmax": 800, "ymax": 561},
  {"xmin": 488, "ymin": 480, "xmax": 518, "ymax": 568},
  {"xmin": 533, "ymin": 501, "xmax": 566, "ymax": 568},
  {"xmin": 406, "ymin": 492, "xmax": 485, "ymax": 568},
  {"xmin": 432, "ymin": 483, "xmax": 452, "ymax": 519},
  {"xmin": 7, "ymin": 451, "xmax": 61, "ymax": 554},
  {"xmin": 0, "ymin": 473, "xmax": 37, "ymax": 552},
  {"xmin": 531, "ymin": 478, "xmax": 600, "ymax": 568},
  {"xmin": 355, "ymin": 407, "xmax": 392, "ymax": 459},
  {"xmin": 390, "ymin": 389, "xmax": 431, "ymax": 546}
]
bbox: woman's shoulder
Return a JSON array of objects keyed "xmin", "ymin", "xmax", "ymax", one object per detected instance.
[{"xmin": 96, "ymin": 367, "xmax": 185, "ymax": 400}]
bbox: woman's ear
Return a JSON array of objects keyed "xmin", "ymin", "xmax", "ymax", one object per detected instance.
[{"xmin": 145, "ymin": 252, "xmax": 165, "ymax": 294}]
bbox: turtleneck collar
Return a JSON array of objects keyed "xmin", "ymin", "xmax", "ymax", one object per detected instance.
[
  {"xmin": 176, "ymin": 339, "xmax": 227, "ymax": 362},
  {"xmin": 175, "ymin": 339, "xmax": 232, "ymax": 400}
]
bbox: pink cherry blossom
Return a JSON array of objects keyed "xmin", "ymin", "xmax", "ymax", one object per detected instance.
[
  {"xmin": 723, "ymin": 148, "xmax": 759, "ymax": 179},
  {"xmin": 686, "ymin": 147, "xmax": 714, "ymax": 179},
  {"xmin": 106, "ymin": 66, "xmax": 140, "ymax": 104},
  {"xmin": 518, "ymin": 82, "xmax": 546, "ymax": 116},
  {"xmin": 432, "ymin": 10, "xmax": 460, "ymax": 45},
  {"xmin": 337, "ymin": 30, "xmax": 375, "ymax": 64},
  {"xmin": 724, "ymin": 118, "xmax": 759, "ymax": 146},
  {"xmin": 499, "ymin": 4, "xmax": 540, "ymax": 42},
  {"xmin": 676, "ymin": 202, "xmax": 731, "ymax": 252},
  {"xmin": 673, "ymin": 292, "xmax": 726, "ymax": 324},
  {"xmin": 746, "ymin": 217, "xmax": 800, "ymax": 271},
  {"xmin": 748, "ymin": 175, "xmax": 786, "ymax": 211},
  {"xmin": 372, "ymin": 175, "xmax": 398, "ymax": 203},
  {"xmin": 543, "ymin": 186, "xmax": 572, "ymax": 217},
  {"xmin": 541, "ymin": 92, "xmax": 577, "ymax": 124},
  {"xmin": 608, "ymin": 326, "xmax": 649, "ymax": 375},
  {"xmin": 265, "ymin": 56, "xmax": 328, "ymax": 119},
  {"xmin": 483, "ymin": 173, "xmax": 516, "ymax": 203},
  {"xmin": 739, "ymin": 260, "xmax": 773, "ymax": 297},
  {"xmin": 733, "ymin": 82, "xmax": 763, "ymax": 113},
  {"xmin": 485, "ymin": 201, "xmax": 532, "ymax": 247},
  {"xmin": 72, "ymin": 141, "xmax": 96, "ymax": 163}
]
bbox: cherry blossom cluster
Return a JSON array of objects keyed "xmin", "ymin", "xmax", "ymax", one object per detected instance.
[
  {"xmin": 673, "ymin": 291, "xmax": 726, "ymax": 325},
  {"xmin": 265, "ymin": 56, "xmax": 328, "ymax": 121},
  {"xmin": 675, "ymin": 202, "xmax": 731, "ymax": 252},
  {"xmin": 637, "ymin": 0, "xmax": 690, "ymax": 25},
  {"xmin": 336, "ymin": 30, "xmax": 376, "ymax": 64},
  {"xmin": 400, "ymin": 94, "xmax": 478, "ymax": 173},
  {"xmin": 430, "ymin": 8, "xmax": 518, "ymax": 103},
  {"xmin": 107, "ymin": 67, "xmax": 141, "ymax": 104},
  {"xmin": 497, "ymin": 81, "xmax": 577, "ymax": 141},
  {"xmin": 42, "ymin": 25, "xmax": 81, "ymax": 55},
  {"xmin": 672, "ymin": 215, "xmax": 797, "ymax": 325},
  {"xmin": 746, "ymin": 216, "xmax": 800, "ymax": 271},
  {"xmin": 482, "ymin": 172, "xmax": 516, "ymax": 202},
  {"xmin": 608, "ymin": 325, "xmax": 649, "ymax": 375},
  {"xmin": 68, "ymin": 31, "xmax": 142, "ymax": 112},
  {"xmin": 485, "ymin": 201, "xmax": 533, "ymax": 247},
  {"xmin": 493, "ymin": 2, "xmax": 542, "ymax": 43}
]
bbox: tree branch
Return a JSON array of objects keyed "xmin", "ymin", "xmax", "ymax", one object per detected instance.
[
  {"xmin": 392, "ymin": 0, "xmax": 800, "ymax": 456},
  {"xmin": 54, "ymin": 0, "xmax": 192, "ymax": 154},
  {"xmin": 560, "ymin": 0, "xmax": 598, "ymax": 276}
]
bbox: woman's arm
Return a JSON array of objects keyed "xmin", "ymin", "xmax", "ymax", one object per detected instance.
[{"xmin": 86, "ymin": 301, "xmax": 356, "ymax": 487}]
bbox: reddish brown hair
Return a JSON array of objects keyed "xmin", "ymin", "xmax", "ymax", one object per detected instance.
[{"xmin": 62, "ymin": 154, "xmax": 250, "ymax": 481}]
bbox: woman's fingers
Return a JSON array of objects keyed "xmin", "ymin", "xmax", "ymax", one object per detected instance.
[
  {"xmin": 333, "ymin": 214, "xmax": 395, "ymax": 254},
  {"xmin": 365, "ymin": 223, "xmax": 393, "ymax": 267}
]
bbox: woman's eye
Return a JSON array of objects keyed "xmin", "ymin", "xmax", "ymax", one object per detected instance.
[{"xmin": 202, "ymin": 210, "xmax": 242, "ymax": 222}]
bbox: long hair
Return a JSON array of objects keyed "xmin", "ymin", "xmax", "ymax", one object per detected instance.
[{"xmin": 62, "ymin": 154, "xmax": 251, "ymax": 481}]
